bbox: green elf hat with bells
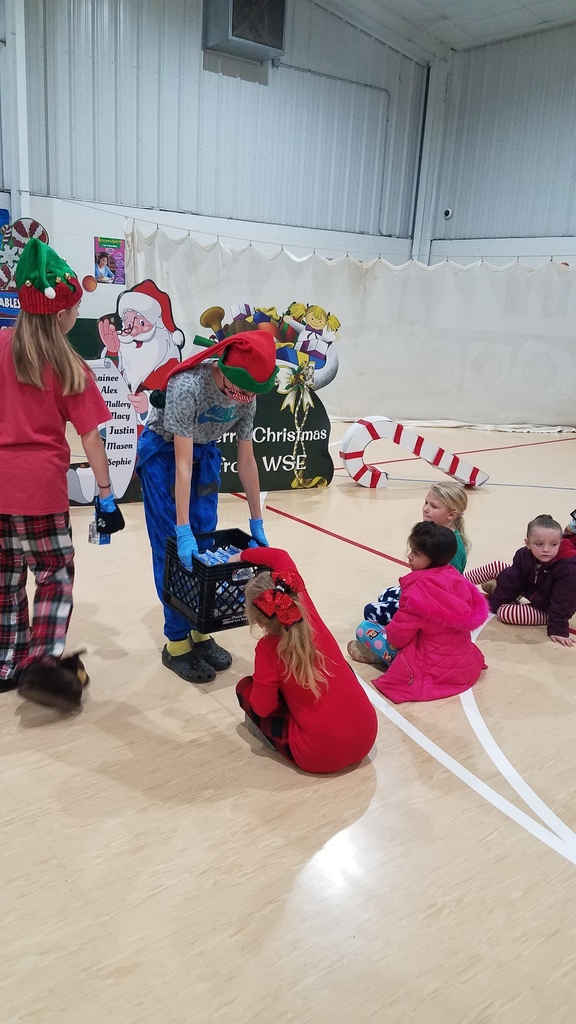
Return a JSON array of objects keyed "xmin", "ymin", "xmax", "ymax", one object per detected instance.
[
  {"xmin": 15, "ymin": 238, "xmax": 83, "ymax": 314},
  {"xmin": 162, "ymin": 330, "xmax": 279, "ymax": 395}
]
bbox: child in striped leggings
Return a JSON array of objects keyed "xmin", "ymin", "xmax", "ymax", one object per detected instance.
[{"xmin": 465, "ymin": 513, "xmax": 576, "ymax": 647}]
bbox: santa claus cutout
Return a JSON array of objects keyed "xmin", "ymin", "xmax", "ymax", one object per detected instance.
[{"xmin": 98, "ymin": 280, "xmax": 184, "ymax": 426}]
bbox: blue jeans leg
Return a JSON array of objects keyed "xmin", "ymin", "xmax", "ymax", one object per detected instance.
[{"xmin": 138, "ymin": 441, "xmax": 219, "ymax": 641}]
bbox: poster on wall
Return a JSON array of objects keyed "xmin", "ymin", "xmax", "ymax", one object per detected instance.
[{"xmin": 93, "ymin": 237, "xmax": 125, "ymax": 285}]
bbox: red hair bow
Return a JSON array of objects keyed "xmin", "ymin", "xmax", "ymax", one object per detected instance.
[{"xmin": 252, "ymin": 571, "xmax": 304, "ymax": 628}]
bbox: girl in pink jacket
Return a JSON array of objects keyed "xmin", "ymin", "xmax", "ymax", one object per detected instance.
[{"xmin": 354, "ymin": 522, "xmax": 489, "ymax": 704}]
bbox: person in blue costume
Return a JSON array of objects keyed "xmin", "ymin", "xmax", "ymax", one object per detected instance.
[{"xmin": 137, "ymin": 330, "xmax": 278, "ymax": 684}]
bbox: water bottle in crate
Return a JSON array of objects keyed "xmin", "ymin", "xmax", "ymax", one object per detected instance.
[{"xmin": 162, "ymin": 528, "xmax": 270, "ymax": 634}]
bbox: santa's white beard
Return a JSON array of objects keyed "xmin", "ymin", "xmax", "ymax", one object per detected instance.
[{"xmin": 117, "ymin": 325, "xmax": 180, "ymax": 393}]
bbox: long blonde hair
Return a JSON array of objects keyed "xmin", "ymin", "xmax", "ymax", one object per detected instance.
[
  {"xmin": 245, "ymin": 571, "xmax": 328, "ymax": 698},
  {"xmin": 12, "ymin": 310, "xmax": 88, "ymax": 395},
  {"xmin": 428, "ymin": 481, "xmax": 470, "ymax": 553}
]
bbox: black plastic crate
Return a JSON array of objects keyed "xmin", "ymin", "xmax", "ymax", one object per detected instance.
[{"xmin": 163, "ymin": 528, "xmax": 270, "ymax": 634}]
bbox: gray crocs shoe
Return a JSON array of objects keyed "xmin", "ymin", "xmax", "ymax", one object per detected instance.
[
  {"xmin": 162, "ymin": 646, "xmax": 216, "ymax": 684},
  {"xmin": 193, "ymin": 638, "xmax": 233, "ymax": 672}
]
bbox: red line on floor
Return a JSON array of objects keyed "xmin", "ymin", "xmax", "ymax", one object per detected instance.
[
  {"xmin": 231, "ymin": 493, "xmax": 410, "ymax": 567},
  {"xmin": 267, "ymin": 506, "xmax": 411, "ymax": 566}
]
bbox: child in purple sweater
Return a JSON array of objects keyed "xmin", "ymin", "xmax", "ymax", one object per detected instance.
[{"xmin": 466, "ymin": 514, "xmax": 576, "ymax": 646}]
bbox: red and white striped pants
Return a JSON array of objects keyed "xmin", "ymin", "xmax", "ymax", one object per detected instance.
[
  {"xmin": 465, "ymin": 561, "xmax": 547, "ymax": 626},
  {"xmin": 0, "ymin": 512, "xmax": 75, "ymax": 682}
]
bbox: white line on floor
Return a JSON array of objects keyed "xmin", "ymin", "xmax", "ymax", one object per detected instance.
[{"xmin": 358, "ymin": 676, "xmax": 576, "ymax": 865}]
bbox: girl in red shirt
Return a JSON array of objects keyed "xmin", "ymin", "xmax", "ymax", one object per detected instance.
[
  {"xmin": 235, "ymin": 547, "xmax": 378, "ymax": 773},
  {"xmin": 0, "ymin": 239, "xmax": 124, "ymax": 711}
]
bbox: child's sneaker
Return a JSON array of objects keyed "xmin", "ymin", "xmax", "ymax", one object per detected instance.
[
  {"xmin": 481, "ymin": 580, "xmax": 497, "ymax": 597},
  {"xmin": 347, "ymin": 639, "xmax": 387, "ymax": 668}
]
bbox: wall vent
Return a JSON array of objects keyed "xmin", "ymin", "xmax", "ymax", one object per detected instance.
[{"xmin": 204, "ymin": 0, "xmax": 285, "ymax": 63}]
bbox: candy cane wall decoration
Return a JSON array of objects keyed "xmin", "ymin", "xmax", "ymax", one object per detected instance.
[
  {"xmin": 0, "ymin": 218, "xmax": 50, "ymax": 290},
  {"xmin": 339, "ymin": 416, "xmax": 489, "ymax": 488}
]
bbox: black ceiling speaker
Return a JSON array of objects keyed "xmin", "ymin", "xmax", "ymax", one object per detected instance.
[{"xmin": 204, "ymin": 0, "xmax": 285, "ymax": 62}]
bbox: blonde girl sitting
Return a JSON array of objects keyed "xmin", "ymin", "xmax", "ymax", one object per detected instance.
[{"xmin": 234, "ymin": 547, "xmax": 377, "ymax": 774}]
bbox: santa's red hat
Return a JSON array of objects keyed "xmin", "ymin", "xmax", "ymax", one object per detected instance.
[
  {"xmin": 117, "ymin": 280, "xmax": 184, "ymax": 346},
  {"xmin": 163, "ymin": 330, "xmax": 278, "ymax": 394}
]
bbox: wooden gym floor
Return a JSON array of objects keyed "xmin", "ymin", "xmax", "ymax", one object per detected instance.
[{"xmin": 1, "ymin": 424, "xmax": 575, "ymax": 1024}]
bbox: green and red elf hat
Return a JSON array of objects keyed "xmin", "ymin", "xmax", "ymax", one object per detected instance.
[
  {"xmin": 162, "ymin": 330, "xmax": 278, "ymax": 394},
  {"xmin": 15, "ymin": 238, "xmax": 82, "ymax": 314}
]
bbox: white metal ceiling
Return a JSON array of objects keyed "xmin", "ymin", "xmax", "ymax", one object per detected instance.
[{"xmin": 325, "ymin": 0, "xmax": 576, "ymax": 57}]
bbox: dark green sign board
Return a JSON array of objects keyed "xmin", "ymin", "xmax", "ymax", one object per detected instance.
[
  {"xmin": 218, "ymin": 387, "xmax": 334, "ymax": 493},
  {"xmin": 69, "ymin": 317, "xmax": 102, "ymax": 359}
]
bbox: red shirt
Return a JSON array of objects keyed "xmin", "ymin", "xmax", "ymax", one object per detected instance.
[
  {"xmin": 0, "ymin": 327, "xmax": 112, "ymax": 514},
  {"xmin": 558, "ymin": 530, "xmax": 576, "ymax": 560},
  {"xmin": 241, "ymin": 547, "xmax": 378, "ymax": 773}
]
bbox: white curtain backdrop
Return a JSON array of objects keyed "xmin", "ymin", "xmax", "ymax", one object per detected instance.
[{"xmin": 127, "ymin": 226, "xmax": 576, "ymax": 428}]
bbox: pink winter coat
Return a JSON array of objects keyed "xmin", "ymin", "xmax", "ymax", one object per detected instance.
[{"xmin": 372, "ymin": 564, "xmax": 489, "ymax": 704}]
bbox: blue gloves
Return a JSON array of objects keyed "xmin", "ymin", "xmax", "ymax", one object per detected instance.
[
  {"xmin": 175, "ymin": 524, "xmax": 198, "ymax": 569},
  {"xmin": 95, "ymin": 494, "xmax": 125, "ymax": 534},
  {"xmin": 248, "ymin": 518, "xmax": 269, "ymax": 548},
  {"xmin": 98, "ymin": 494, "xmax": 116, "ymax": 513}
]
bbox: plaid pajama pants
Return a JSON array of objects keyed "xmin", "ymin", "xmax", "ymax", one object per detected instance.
[
  {"xmin": 0, "ymin": 513, "xmax": 75, "ymax": 681},
  {"xmin": 236, "ymin": 676, "xmax": 295, "ymax": 763}
]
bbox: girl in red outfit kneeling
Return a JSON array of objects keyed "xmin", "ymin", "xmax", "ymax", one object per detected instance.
[
  {"xmin": 235, "ymin": 547, "xmax": 378, "ymax": 773},
  {"xmin": 356, "ymin": 523, "xmax": 489, "ymax": 704}
]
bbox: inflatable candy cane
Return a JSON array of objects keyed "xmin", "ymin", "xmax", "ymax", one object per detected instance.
[
  {"xmin": 339, "ymin": 416, "xmax": 489, "ymax": 488},
  {"xmin": 0, "ymin": 218, "xmax": 50, "ymax": 290}
]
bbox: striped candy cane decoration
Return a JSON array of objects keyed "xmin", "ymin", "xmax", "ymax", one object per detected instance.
[
  {"xmin": 339, "ymin": 416, "xmax": 489, "ymax": 488},
  {"xmin": 339, "ymin": 417, "xmax": 389, "ymax": 488},
  {"xmin": 0, "ymin": 218, "xmax": 50, "ymax": 289}
]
